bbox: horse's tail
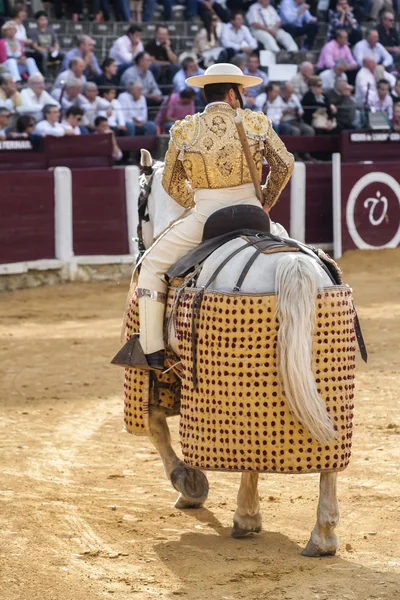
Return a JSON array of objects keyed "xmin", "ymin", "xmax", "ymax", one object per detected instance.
[{"xmin": 275, "ymin": 254, "xmax": 336, "ymax": 443}]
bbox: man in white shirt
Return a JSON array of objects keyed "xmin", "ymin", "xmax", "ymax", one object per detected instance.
[
  {"xmin": 80, "ymin": 82, "xmax": 111, "ymax": 129},
  {"xmin": 52, "ymin": 57, "xmax": 87, "ymax": 90},
  {"xmin": 255, "ymin": 82, "xmax": 294, "ymax": 134},
  {"xmin": 61, "ymin": 106, "xmax": 84, "ymax": 135},
  {"xmin": 319, "ymin": 60, "xmax": 348, "ymax": 92},
  {"xmin": 117, "ymin": 82, "xmax": 157, "ymax": 136},
  {"xmin": 94, "ymin": 116, "xmax": 123, "ymax": 162},
  {"xmin": 291, "ymin": 61, "xmax": 314, "ymax": 97},
  {"xmin": 98, "ymin": 87, "xmax": 135, "ymax": 136},
  {"xmin": 220, "ymin": 11, "xmax": 258, "ymax": 59},
  {"xmin": 353, "ymin": 29, "xmax": 393, "ymax": 69},
  {"xmin": 355, "ymin": 56, "xmax": 395, "ymax": 106},
  {"xmin": 370, "ymin": 79, "xmax": 394, "ymax": 119},
  {"xmin": 35, "ymin": 104, "xmax": 65, "ymax": 136},
  {"xmin": 20, "ymin": 73, "xmax": 59, "ymax": 121},
  {"xmin": 280, "ymin": 81, "xmax": 314, "ymax": 135},
  {"xmin": 51, "ymin": 76, "xmax": 87, "ymax": 112},
  {"xmin": 246, "ymin": 0, "xmax": 298, "ymax": 53},
  {"xmin": 109, "ymin": 25, "xmax": 144, "ymax": 68}
]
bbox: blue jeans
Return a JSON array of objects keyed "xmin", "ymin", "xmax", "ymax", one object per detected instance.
[
  {"xmin": 114, "ymin": 0, "xmax": 131, "ymax": 21},
  {"xmin": 132, "ymin": 121, "xmax": 157, "ymax": 135},
  {"xmin": 143, "ymin": 0, "xmax": 172, "ymax": 20}
]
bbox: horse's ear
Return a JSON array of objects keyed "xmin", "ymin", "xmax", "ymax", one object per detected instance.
[{"xmin": 140, "ymin": 149, "xmax": 153, "ymax": 174}]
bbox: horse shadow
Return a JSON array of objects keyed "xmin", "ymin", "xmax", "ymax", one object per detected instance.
[{"xmin": 153, "ymin": 507, "xmax": 400, "ymax": 600}]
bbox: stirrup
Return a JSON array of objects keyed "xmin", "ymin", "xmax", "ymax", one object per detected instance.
[{"xmin": 111, "ymin": 334, "xmax": 165, "ymax": 371}]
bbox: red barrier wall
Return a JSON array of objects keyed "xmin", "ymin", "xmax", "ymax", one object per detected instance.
[
  {"xmin": 72, "ymin": 168, "xmax": 129, "ymax": 256},
  {"xmin": 305, "ymin": 163, "xmax": 333, "ymax": 245},
  {"xmin": 0, "ymin": 171, "xmax": 54, "ymax": 264}
]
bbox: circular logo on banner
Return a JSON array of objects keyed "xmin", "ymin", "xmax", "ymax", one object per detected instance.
[{"xmin": 346, "ymin": 172, "xmax": 400, "ymax": 250}]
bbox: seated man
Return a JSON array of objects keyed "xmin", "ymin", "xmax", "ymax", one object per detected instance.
[
  {"xmin": 279, "ymin": 0, "xmax": 318, "ymax": 51},
  {"xmin": 291, "ymin": 61, "xmax": 314, "ymax": 98},
  {"xmin": 376, "ymin": 12, "xmax": 400, "ymax": 65},
  {"xmin": 172, "ymin": 56, "xmax": 205, "ymax": 107},
  {"xmin": 162, "ymin": 87, "xmax": 196, "ymax": 133},
  {"xmin": 120, "ymin": 52, "xmax": 162, "ymax": 107},
  {"xmin": 20, "ymin": 72, "xmax": 59, "ymax": 122},
  {"xmin": 354, "ymin": 56, "xmax": 395, "ymax": 106},
  {"xmin": 280, "ymin": 81, "xmax": 314, "ymax": 135},
  {"xmin": 220, "ymin": 11, "xmax": 258, "ymax": 60},
  {"xmin": 94, "ymin": 116, "xmax": 123, "ymax": 161},
  {"xmin": 100, "ymin": 87, "xmax": 134, "ymax": 136},
  {"xmin": 327, "ymin": 0, "xmax": 362, "ymax": 46},
  {"xmin": 145, "ymin": 25, "xmax": 180, "ymax": 83},
  {"xmin": 0, "ymin": 73, "xmax": 22, "ymax": 113},
  {"xmin": 60, "ymin": 35, "xmax": 101, "ymax": 80},
  {"xmin": 370, "ymin": 79, "xmax": 393, "ymax": 119},
  {"xmin": 319, "ymin": 59, "xmax": 349, "ymax": 92},
  {"xmin": 353, "ymin": 29, "xmax": 393, "ymax": 69},
  {"xmin": 243, "ymin": 53, "xmax": 269, "ymax": 109},
  {"xmin": 109, "ymin": 24, "xmax": 144, "ymax": 72},
  {"xmin": 29, "ymin": 10, "xmax": 62, "ymax": 77},
  {"xmin": 246, "ymin": 0, "xmax": 298, "ymax": 53},
  {"xmin": 53, "ymin": 57, "xmax": 87, "ymax": 90},
  {"xmin": 129, "ymin": 63, "xmax": 294, "ymax": 370},
  {"xmin": 61, "ymin": 105, "xmax": 84, "ymax": 135},
  {"xmin": 80, "ymin": 82, "xmax": 110, "ymax": 130},
  {"xmin": 51, "ymin": 76, "xmax": 86, "ymax": 112},
  {"xmin": 255, "ymin": 82, "xmax": 295, "ymax": 134},
  {"xmin": 34, "ymin": 103, "xmax": 65, "ymax": 136},
  {"xmin": 117, "ymin": 81, "xmax": 157, "ymax": 136},
  {"xmin": 317, "ymin": 29, "xmax": 358, "ymax": 73},
  {"xmin": 325, "ymin": 79, "xmax": 356, "ymax": 130}
]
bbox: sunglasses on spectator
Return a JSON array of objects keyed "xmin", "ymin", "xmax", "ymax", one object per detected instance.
[{"xmin": 76, "ymin": 117, "xmax": 82, "ymax": 122}]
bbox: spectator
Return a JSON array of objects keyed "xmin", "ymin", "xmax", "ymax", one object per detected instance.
[
  {"xmin": 99, "ymin": 86, "xmax": 134, "ymax": 135},
  {"xmin": 0, "ymin": 73, "xmax": 22, "ymax": 112},
  {"xmin": 61, "ymin": 105, "xmax": 84, "ymax": 135},
  {"xmin": 116, "ymin": 81, "xmax": 157, "ymax": 135},
  {"xmin": 291, "ymin": 61, "xmax": 314, "ymax": 97},
  {"xmin": 376, "ymin": 12, "xmax": 400, "ymax": 65},
  {"xmin": 51, "ymin": 76, "xmax": 86, "ymax": 111},
  {"xmin": 0, "ymin": 106, "xmax": 10, "ymax": 139},
  {"xmin": 369, "ymin": 0, "xmax": 393, "ymax": 22},
  {"xmin": 96, "ymin": 58, "xmax": 119, "ymax": 89},
  {"xmin": 301, "ymin": 76, "xmax": 337, "ymax": 134},
  {"xmin": 109, "ymin": 25, "xmax": 144, "ymax": 71},
  {"xmin": 392, "ymin": 102, "xmax": 400, "ymax": 130},
  {"xmin": 11, "ymin": 114, "xmax": 41, "ymax": 148},
  {"xmin": 162, "ymin": 87, "xmax": 196, "ymax": 133},
  {"xmin": 325, "ymin": 79, "xmax": 356, "ymax": 129},
  {"xmin": 172, "ymin": 56, "xmax": 204, "ymax": 105},
  {"xmin": 279, "ymin": 0, "xmax": 318, "ymax": 51},
  {"xmin": 53, "ymin": 57, "xmax": 87, "ymax": 90},
  {"xmin": 355, "ymin": 56, "xmax": 395, "ymax": 105},
  {"xmin": 255, "ymin": 82, "xmax": 294, "ymax": 134},
  {"xmin": 29, "ymin": 10, "xmax": 62, "ymax": 77},
  {"xmin": 0, "ymin": 22, "xmax": 40, "ymax": 82},
  {"xmin": 246, "ymin": 0, "xmax": 298, "ymax": 53},
  {"xmin": 10, "ymin": 4, "xmax": 44, "ymax": 74},
  {"xmin": 61, "ymin": 35, "xmax": 101, "ymax": 79},
  {"xmin": 145, "ymin": 25, "xmax": 179, "ymax": 83},
  {"xmin": 220, "ymin": 11, "xmax": 258, "ymax": 60},
  {"xmin": 391, "ymin": 76, "xmax": 400, "ymax": 102},
  {"xmin": 317, "ymin": 29, "xmax": 358, "ymax": 78},
  {"xmin": 280, "ymin": 81, "xmax": 314, "ymax": 135},
  {"xmin": 327, "ymin": 0, "xmax": 362, "ymax": 46},
  {"xmin": 353, "ymin": 29, "xmax": 393, "ymax": 69},
  {"xmin": 80, "ymin": 82, "xmax": 110, "ymax": 130},
  {"xmin": 198, "ymin": 0, "xmax": 230, "ymax": 26},
  {"xmin": 319, "ymin": 59, "xmax": 349, "ymax": 91},
  {"xmin": 370, "ymin": 79, "xmax": 393, "ymax": 118},
  {"xmin": 243, "ymin": 53, "xmax": 269, "ymax": 109},
  {"xmin": 193, "ymin": 14, "xmax": 224, "ymax": 68},
  {"xmin": 120, "ymin": 52, "xmax": 162, "ymax": 106},
  {"xmin": 20, "ymin": 72, "xmax": 59, "ymax": 121},
  {"xmin": 35, "ymin": 104, "xmax": 64, "ymax": 136}
]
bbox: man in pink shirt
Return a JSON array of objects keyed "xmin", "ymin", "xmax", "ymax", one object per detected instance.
[
  {"xmin": 159, "ymin": 87, "xmax": 196, "ymax": 133},
  {"xmin": 317, "ymin": 29, "xmax": 358, "ymax": 83}
]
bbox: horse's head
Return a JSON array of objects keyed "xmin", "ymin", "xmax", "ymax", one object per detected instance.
[{"xmin": 138, "ymin": 149, "xmax": 186, "ymax": 250}]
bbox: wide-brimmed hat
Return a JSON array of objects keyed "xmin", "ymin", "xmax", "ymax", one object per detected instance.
[{"xmin": 185, "ymin": 63, "xmax": 262, "ymax": 89}]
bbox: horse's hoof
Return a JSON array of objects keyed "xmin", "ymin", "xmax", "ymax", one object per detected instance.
[
  {"xmin": 302, "ymin": 537, "xmax": 337, "ymax": 557},
  {"xmin": 174, "ymin": 493, "xmax": 204, "ymax": 509},
  {"xmin": 170, "ymin": 463, "xmax": 209, "ymax": 505},
  {"xmin": 231, "ymin": 514, "xmax": 262, "ymax": 538}
]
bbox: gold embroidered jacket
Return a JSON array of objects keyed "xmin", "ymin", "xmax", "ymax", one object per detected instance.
[{"xmin": 161, "ymin": 103, "xmax": 294, "ymax": 209}]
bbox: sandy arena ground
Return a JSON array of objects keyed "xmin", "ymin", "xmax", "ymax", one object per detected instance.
[{"xmin": 0, "ymin": 248, "xmax": 399, "ymax": 600}]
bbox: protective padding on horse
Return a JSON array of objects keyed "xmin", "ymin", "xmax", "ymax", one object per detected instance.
[
  {"xmin": 176, "ymin": 286, "xmax": 356, "ymax": 473},
  {"xmin": 123, "ymin": 289, "xmax": 180, "ymax": 436}
]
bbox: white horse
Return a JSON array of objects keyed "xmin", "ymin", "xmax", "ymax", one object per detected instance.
[{"xmin": 135, "ymin": 150, "xmax": 345, "ymax": 556}]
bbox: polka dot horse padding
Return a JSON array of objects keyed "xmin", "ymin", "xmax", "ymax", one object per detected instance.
[{"xmin": 176, "ymin": 286, "xmax": 356, "ymax": 474}]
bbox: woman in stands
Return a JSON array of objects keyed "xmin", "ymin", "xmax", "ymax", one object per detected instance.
[
  {"xmin": 0, "ymin": 22, "xmax": 40, "ymax": 82},
  {"xmin": 301, "ymin": 75, "xmax": 338, "ymax": 135},
  {"xmin": 193, "ymin": 14, "xmax": 224, "ymax": 68}
]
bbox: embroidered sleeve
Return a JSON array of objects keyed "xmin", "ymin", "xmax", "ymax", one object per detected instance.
[
  {"xmin": 162, "ymin": 137, "xmax": 195, "ymax": 208},
  {"xmin": 261, "ymin": 120, "xmax": 294, "ymax": 208}
]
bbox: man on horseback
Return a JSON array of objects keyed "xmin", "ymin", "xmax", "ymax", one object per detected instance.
[{"xmin": 134, "ymin": 63, "xmax": 294, "ymax": 371}]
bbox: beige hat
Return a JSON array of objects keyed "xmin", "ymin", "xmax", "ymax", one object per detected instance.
[{"xmin": 185, "ymin": 63, "xmax": 262, "ymax": 89}]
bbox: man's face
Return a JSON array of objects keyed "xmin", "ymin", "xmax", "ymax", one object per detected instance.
[
  {"xmin": 367, "ymin": 31, "xmax": 379, "ymax": 47},
  {"xmin": 248, "ymin": 56, "xmax": 259, "ymax": 73},
  {"xmin": 85, "ymin": 87, "xmax": 98, "ymax": 102},
  {"xmin": 68, "ymin": 85, "xmax": 81, "ymax": 99},
  {"xmin": 185, "ymin": 61, "xmax": 197, "ymax": 77},
  {"xmin": 47, "ymin": 106, "xmax": 60, "ymax": 123},
  {"xmin": 268, "ymin": 85, "xmax": 280, "ymax": 101},
  {"xmin": 72, "ymin": 59, "xmax": 85, "ymax": 77},
  {"xmin": 0, "ymin": 111, "xmax": 10, "ymax": 128},
  {"xmin": 337, "ymin": 0, "xmax": 348, "ymax": 9},
  {"xmin": 334, "ymin": 63, "xmax": 346, "ymax": 75},
  {"xmin": 156, "ymin": 27, "xmax": 168, "ymax": 44},
  {"xmin": 282, "ymin": 84, "xmax": 293, "ymax": 99},
  {"xmin": 302, "ymin": 63, "xmax": 314, "ymax": 79},
  {"xmin": 378, "ymin": 83, "xmax": 389, "ymax": 99},
  {"xmin": 394, "ymin": 104, "xmax": 400, "ymax": 120},
  {"xmin": 3, "ymin": 79, "xmax": 16, "ymax": 95},
  {"xmin": 383, "ymin": 13, "xmax": 395, "ymax": 28},
  {"xmin": 104, "ymin": 89, "xmax": 116, "ymax": 101},
  {"xmin": 81, "ymin": 37, "xmax": 94, "ymax": 54},
  {"xmin": 130, "ymin": 31, "xmax": 142, "ymax": 45},
  {"xmin": 232, "ymin": 14, "xmax": 244, "ymax": 28},
  {"xmin": 32, "ymin": 80, "xmax": 45, "ymax": 93},
  {"xmin": 37, "ymin": 15, "xmax": 48, "ymax": 29},
  {"xmin": 337, "ymin": 31, "xmax": 348, "ymax": 46},
  {"xmin": 96, "ymin": 121, "xmax": 109, "ymax": 133},
  {"xmin": 106, "ymin": 60, "xmax": 118, "ymax": 76},
  {"xmin": 259, "ymin": 0, "xmax": 270, "ymax": 7},
  {"xmin": 68, "ymin": 113, "xmax": 82, "ymax": 127},
  {"xmin": 364, "ymin": 57, "xmax": 376, "ymax": 72},
  {"xmin": 138, "ymin": 54, "xmax": 152, "ymax": 71}
]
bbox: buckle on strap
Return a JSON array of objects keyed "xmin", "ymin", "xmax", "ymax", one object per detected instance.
[{"xmin": 137, "ymin": 288, "xmax": 167, "ymax": 303}]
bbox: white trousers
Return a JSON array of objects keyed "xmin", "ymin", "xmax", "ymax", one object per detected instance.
[
  {"xmin": 252, "ymin": 28, "xmax": 298, "ymax": 52},
  {"xmin": 5, "ymin": 57, "xmax": 39, "ymax": 82},
  {"xmin": 138, "ymin": 184, "xmax": 262, "ymax": 353}
]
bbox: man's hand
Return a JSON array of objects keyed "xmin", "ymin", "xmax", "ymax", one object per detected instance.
[
  {"xmin": 106, "ymin": 106, "xmax": 113, "ymax": 117},
  {"xmin": 64, "ymin": 129, "xmax": 75, "ymax": 136},
  {"xmin": 84, "ymin": 51, "xmax": 93, "ymax": 64}
]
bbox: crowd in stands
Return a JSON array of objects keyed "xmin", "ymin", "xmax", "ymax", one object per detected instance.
[{"xmin": 1, "ymin": 0, "xmax": 400, "ymax": 162}]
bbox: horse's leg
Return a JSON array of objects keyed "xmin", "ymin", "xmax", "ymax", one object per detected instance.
[
  {"xmin": 302, "ymin": 472, "xmax": 340, "ymax": 556},
  {"xmin": 232, "ymin": 473, "xmax": 262, "ymax": 538},
  {"xmin": 147, "ymin": 405, "xmax": 209, "ymax": 509}
]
